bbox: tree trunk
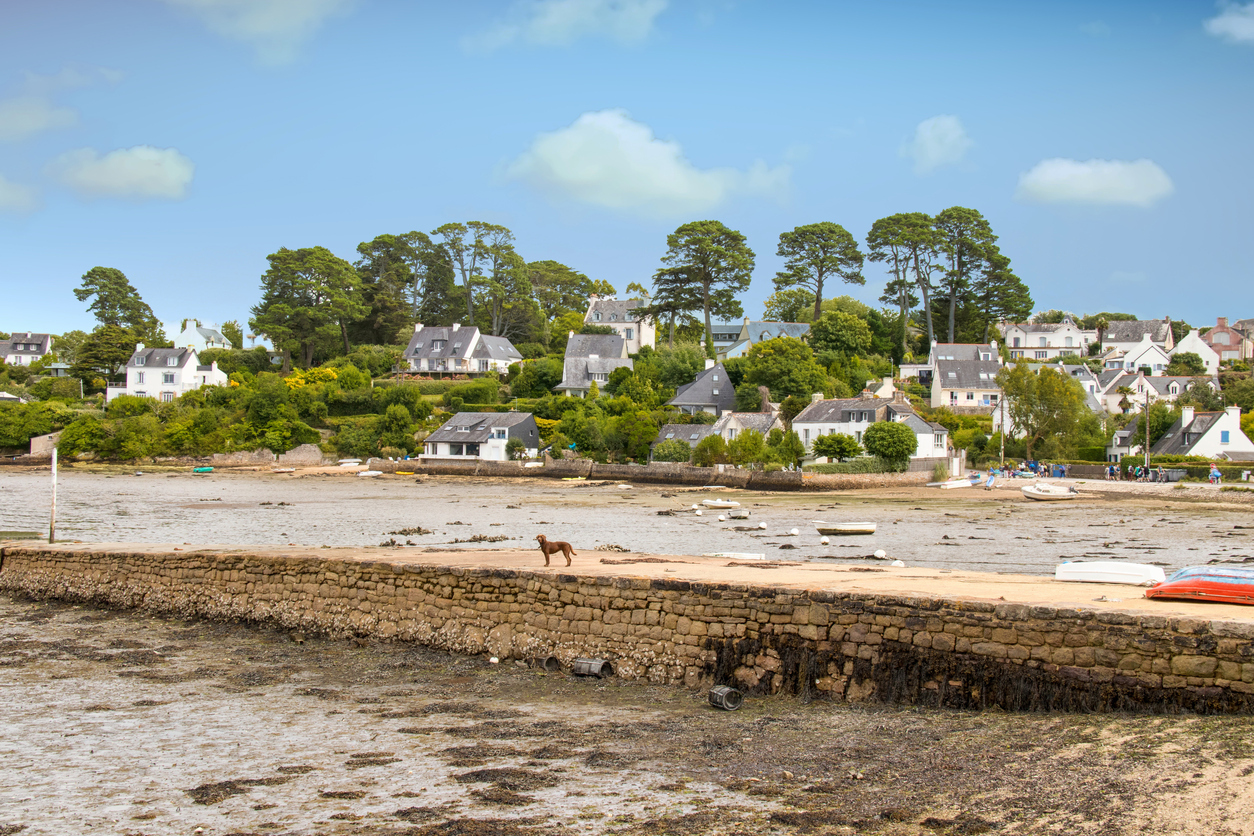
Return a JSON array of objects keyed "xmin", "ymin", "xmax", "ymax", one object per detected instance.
[
  {"xmin": 915, "ymin": 252, "xmax": 934, "ymax": 346},
  {"xmin": 812, "ymin": 274, "xmax": 824, "ymax": 322},
  {"xmin": 668, "ymin": 313, "xmax": 675, "ymax": 349},
  {"xmin": 948, "ymin": 292, "xmax": 957, "ymax": 343},
  {"xmin": 340, "ymin": 320, "xmax": 350, "ymax": 355},
  {"xmin": 702, "ymin": 283, "xmax": 714, "ymax": 359}
]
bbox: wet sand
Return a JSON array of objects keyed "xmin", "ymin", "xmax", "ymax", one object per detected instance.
[
  {"xmin": 2, "ymin": 467, "xmax": 1252, "ymax": 577},
  {"xmin": 4, "ymin": 593, "xmax": 1254, "ymax": 836}
]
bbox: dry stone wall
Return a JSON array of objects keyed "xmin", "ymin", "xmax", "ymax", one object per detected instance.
[{"xmin": 3, "ymin": 545, "xmax": 1253, "ymax": 713}]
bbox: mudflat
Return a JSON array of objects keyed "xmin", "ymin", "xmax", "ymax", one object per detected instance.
[{"xmin": 4, "ymin": 593, "xmax": 1254, "ymax": 836}]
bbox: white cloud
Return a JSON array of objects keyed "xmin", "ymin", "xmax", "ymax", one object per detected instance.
[
  {"xmin": 901, "ymin": 115, "xmax": 971, "ymax": 175},
  {"xmin": 1204, "ymin": 2, "xmax": 1254, "ymax": 44},
  {"xmin": 47, "ymin": 145, "xmax": 195, "ymax": 201},
  {"xmin": 466, "ymin": 0, "xmax": 667, "ymax": 52},
  {"xmin": 158, "ymin": 0, "xmax": 357, "ymax": 64},
  {"xmin": 0, "ymin": 173, "xmax": 39, "ymax": 213},
  {"xmin": 1015, "ymin": 158, "xmax": 1174, "ymax": 207},
  {"xmin": 505, "ymin": 109, "xmax": 789, "ymax": 217},
  {"xmin": 0, "ymin": 97, "xmax": 77, "ymax": 142}
]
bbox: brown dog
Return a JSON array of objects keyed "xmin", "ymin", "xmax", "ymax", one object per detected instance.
[{"xmin": 536, "ymin": 534, "xmax": 576, "ymax": 567}]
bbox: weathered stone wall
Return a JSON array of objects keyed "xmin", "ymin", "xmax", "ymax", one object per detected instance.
[
  {"xmin": 4, "ymin": 545, "xmax": 1253, "ymax": 713},
  {"xmin": 211, "ymin": 449, "xmax": 277, "ymax": 466}
]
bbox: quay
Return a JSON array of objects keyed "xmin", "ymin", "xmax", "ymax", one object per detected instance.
[{"xmin": 3, "ymin": 541, "xmax": 1254, "ymax": 713}]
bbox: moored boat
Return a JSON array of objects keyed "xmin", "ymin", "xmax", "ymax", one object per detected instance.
[
  {"xmin": 702, "ymin": 498, "xmax": 741, "ymax": 509},
  {"xmin": 1145, "ymin": 566, "xmax": 1254, "ymax": 605},
  {"xmin": 1022, "ymin": 482, "xmax": 1078, "ymax": 501},
  {"xmin": 815, "ymin": 522, "xmax": 877, "ymax": 535},
  {"xmin": 1054, "ymin": 560, "xmax": 1165, "ymax": 585}
]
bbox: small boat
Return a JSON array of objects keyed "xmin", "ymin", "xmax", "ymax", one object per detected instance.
[
  {"xmin": 395, "ymin": 470, "xmax": 415, "ymax": 476},
  {"xmin": 192, "ymin": 466, "xmax": 214, "ymax": 473},
  {"xmin": 815, "ymin": 522, "xmax": 877, "ymax": 535},
  {"xmin": 727, "ymin": 508, "xmax": 750, "ymax": 519},
  {"xmin": 1055, "ymin": 560, "xmax": 1166, "ymax": 586},
  {"xmin": 272, "ymin": 467, "xmax": 295, "ymax": 473},
  {"xmin": 357, "ymin": 470, "xmax": 383, "ymax": 477},
  {"xmin": 1145, "ymin": 566, "xmax": 1254, "ymax": 605},
  {"xmin": 931, "ymin": 478, "xmax": 974, "ymax": 489},
  {"xmin": 703, "ymin": 552, "xmax": 765, "ymax": 560},
  {"xmin": 1022, "ymin": 482, "xmax": 1078, "ymax": 501},
  {"xmin": 561, "ymin": 476, "xmax": 586, "ymax": 481},
  {"xmin": 702, "ymin": 498, "xmax": 741, "ymax": 509},
  {"xmin": 338, "ymin": 459, "xmax": 362, "ymax": 467}
]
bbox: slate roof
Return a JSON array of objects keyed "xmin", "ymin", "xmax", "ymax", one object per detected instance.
[
  {"xmin": 653, "ymin": 423, "xmax": 718, "ymax": 448},
  {"xmin": 667, "ymin": 362, "xmax": 736, "ymax": 414},
  {"xmin": 1232, "ymin": 318, "xmax": 1254, "ymax": 337},
  {"xmin": 792, "ymin": 397, "xmax": 879, "ymax": 424},
  {"xmin": 933, "ymin": 343, "xmax": 1001, "ymax": 389},
  {"xmin": 472, "ymin": 335, "xmax": 522, "ymax": 362},
  {"xmin": 1097, "ymin": 369, "xmax": 1128, "ymax": 389},
  {"xmin": 564, "ymin": 333, "xmax": 627, "ymax": 359},
  {"xmin": 0, "ymin": 341, "xmax": 9, "ymax": 358},
  {"xmin": 1110, "ymin": 417, "xmax": 1143, "ymax": 450},
  {"xmin": 426, "ymin": 411, "xmax": 534, "ymax": 444},
  {"xmin": 1104, "ymin": 319, "xmax": 1172, "ymax": 344},
  {"xmin": 729, "ymin": 413, "xmax": 780, "ymax": 436},
  {"xmin": 128, "ymin": 347, "xmax": 194, "ymax": 368},
  {"xmin": 555, "ymin": 356, "xmax": 633, "ymax": 391},
  {"xmin": 744, "ymin": 321, "xmax": 810, "ymax": 343},
  {"xmin": 193, "ymin": 325, "xmax": 231, "ymax": 346},
  {"xmin": 1151, "ymin": 412, "xmax": 1224, "ymax": 456},
  {"xmin": 1145, "ymin": 375, "xmax": 1215, "ymax": 395},
  {"xmin": 1222, "ymin": 451, "xmax": 1254, "ymax": 461},
  {"xmin": 403, "ymin": 325, "xmax": 481, "ymax": 361},
  {"xmin": 4, "ymin": 332, "xmax": 52, "ymax": 356},
  {"xmin": 587, "ymin": 298, "xmax": 648, "ymax": 323}
]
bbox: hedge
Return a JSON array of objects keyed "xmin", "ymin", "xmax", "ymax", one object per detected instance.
[{"xmin": 804, "ymin": 457, "xmax": 907, "ymax": 474}]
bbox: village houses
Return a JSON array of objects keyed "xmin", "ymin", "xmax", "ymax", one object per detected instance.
[
  {"xmin": 106, "ymin": 344, "xmax": 228, "ymax": 402},
  {"xmin": 555, "ymin": 333, "xmax": 632, "ymax": 398},
  {"xmin": 583, "ymin": 295, "xmax": 654, "ymax": 354},
  {"xmin": 791, "ymin": 390, "xmax": 949, "ymax": 461},
  {"xmin": 401, "ymin": 323, "xmax": 521, "ymax": 375},
  {"xmin": 421, "ymin": 411, "xmax": 540, "ymax": 461}
]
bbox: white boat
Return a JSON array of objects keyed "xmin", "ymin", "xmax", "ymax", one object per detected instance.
[
  {"xmin": 1022, "ymin": 482, "xmax": 1078, "ymax": 501},
  {"xmin": 357, "ymin": 470, "xmax": 383, "ymax": 477},
  {"xmin": 338, "ymin": 459, "xmax": 362, "ymax": 467},
  {"xmin": 1054, "ymin": 560, "xmax": 1166, "ymax": 586},
  {"xmin": 272, "ymin": 467, "xmax": 295, "ymax": 473},
  {"xmin": 815, "ymin": 522, "xmax": 877, "ymax": 535},
  {"xmin": 727, "ymin": 508, "xmax": 750, "ymax": 519},
  {"xmin": 930, "ymin": 477, "xmax": 976, "ymax": 489},
  {"xmin": 703, "ymin": 552, "xmax": 765, "ymax": 560},
  {"xmin": 702, "ymin": 498, "xmax": 741, "ymax": 509}
]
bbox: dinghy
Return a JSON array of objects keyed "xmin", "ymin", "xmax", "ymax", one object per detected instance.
[
  {"xmin": 1145, "ymin": 566, "xmax": 1254, "ymax": 605},
  {"xmin": 357, "ymin": 470, "xmax": 383, "ymax": 477},
  {"xmin": 1054, "ymin": 560, "xmax": 1165, "ymax": 586},
  {"xmin": 272, "ymin": 467, "xmax": 295, "ymax": 473},
  {"xmin": 702, "ymin": 498, "xmax": 741, "ymax": 509},
  {"xmin": 815, "ymin": 522, "xmax": 877, "ymax": 535},
  {"xmin": 192, "ymin": 466, "xmax": 214, "ymax": 473},
  {"xmin": 1022, "ymin": 482, "xmax": 1078, "ymax": 501},
  {"xmin": 931, "ymin": 477, "xmax": 975, "ymax": 489}
]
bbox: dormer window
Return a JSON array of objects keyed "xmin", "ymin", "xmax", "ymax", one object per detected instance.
[
  {"xmin": 453, "ymin": 342, "xmax": 461, "ymax": 349},
  {"xmin": 593, "ymin": 312, "xmax": 601, "ymax": 321},
  {"xmin": 610, "ymin": 313, "xmax": 618, "ymax": 321},
  {"xmin": 136, "ymin": 356, "xmax": 146, "ymax": 366},
  {"xmin": 712, "ymin": 374, "xmax": 718, "ymax": 381},
  {"xmin": 167, "ymin": 356, "xmax": 177, "ymax": 366}
]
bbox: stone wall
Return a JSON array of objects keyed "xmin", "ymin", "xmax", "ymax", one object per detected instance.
[
  {"xmin": 211, "ymin": 449, "xmax": 277, "ymax": 466},
  {"xmin": 3, "ymin": 545, "xmax": 1253, "ymax": 713}
]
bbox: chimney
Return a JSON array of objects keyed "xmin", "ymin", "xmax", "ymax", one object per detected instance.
[
  {"xmin": 1227, "ymin": 405, "xmax": 1242, "ymax": 423},
  {"xmin": 744, "ymin": 316, "xmax": 750, "ymax": 325},
  {"xmin": 136, "ymin": 342, "xmax": 145, "ymax": 352},
  {"xmin": 451, "ymin": 323, "xmax": 460, "ymax": 332},
  {"xmin": 893, "ymin": 389, "xmax": 907, "ymax": 404},
  {"xmin": 705, "ymin": 358, "xmax": 715, "ymax": 370},
  {"xmin": 811, "ymin": 392, "xmax": 823, "ymax": 404},
  {"xmin": 414, "ymin": 322, "xmax": 423, "ymax": 333},
  {"xmin": 1218, "ymin": 317, "xmax": 1228, "ymax": 328},
  {"xmin": 1181, "ymin": 405, "xmax": 1194, "ymax": 426}
]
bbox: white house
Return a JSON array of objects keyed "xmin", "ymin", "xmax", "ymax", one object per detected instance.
[
  {"xmin": 650, "ymin": 412, "xmax": 783, "ymax": 458},
  {"xmin": 1101, "ymin": 318, "xmax": 1174, "ymax": 355},
  {"xmin": 401, "ymin": 323, "xmax": 521, "ymax": 375},
  {"xmin": 667, "ymin": 360, "xmax": 736, "ymax": 416},
  {"xmin": 2, "ymin": 332, "xmax": 54, "ymax": 366},
  {"xmin": 1102, "ymin": 333, "xmax": 1172, "ymax": 375},
  {"xmin": 927, "ymin": 342, "xmax": 1003, "ymax": 410},
  {"xmin": 173, "ymin": 321, "xmax": 234, "ymax": 353},
  {"xmin": 1000, "ymin": 316, "xmax": 1090, "ymax": 361},
  {"xmin": 1170, "ymin": 329, "xmax": 1221, "ymax": 375},
  {"xmin": 106, "ymin": 344, "xmax": 228, "ymax": 402},
  {"xmin": 555, "ymin": 333, "xmax": 632, "ymax": 397},
  {"xmin": 585, "ymin": 295, "xmax": 655, "ymax": 354},
  {"xmin": 792, "ymin": 392, "xmax": 948, "ymax": 460},
  {"xmin": 421, "ymin": 411, "xmax": 540, "ymax": 460},
  {"xmin": 1152, "ymin": 406, "xmax": 1254, "ymax": 459}
]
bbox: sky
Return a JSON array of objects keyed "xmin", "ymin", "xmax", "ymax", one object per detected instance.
[{"xmin": 2, "ymin": 0, "xmax": 1253, "ymax": 341}]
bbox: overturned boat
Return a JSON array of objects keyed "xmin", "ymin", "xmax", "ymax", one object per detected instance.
[
  {"xmin": 1145, "ymin": 566, "xmax": 1254, "ymax": 605},
  {"xmin": 815, "ymin": 521, "xmax": 877, "ymax": 535},
  {"xmin": 1054, "ymin": 560, "xmax": 1165, "ymax": 586}
]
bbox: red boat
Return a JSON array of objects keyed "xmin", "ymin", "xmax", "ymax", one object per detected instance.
[{"xmin": 1145, "ymin": 566, "xmax": 1254, "ymax": 605}]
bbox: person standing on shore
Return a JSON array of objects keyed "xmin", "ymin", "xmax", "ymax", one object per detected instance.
[{"xmin": 1210, "ymin": 464, "xmax": 1222, "ymax": 485}]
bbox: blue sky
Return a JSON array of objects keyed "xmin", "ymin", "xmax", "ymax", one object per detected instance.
[{"xmin": 2, "ymin": 0, "xmax": 1252, "ymax": 339}]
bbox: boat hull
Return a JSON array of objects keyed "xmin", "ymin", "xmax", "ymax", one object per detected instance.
[
  {"xmin": 702, "ymin": 499, "xmax": 741, "ymax": 508},
  {"xmin": 1146, "ymin": 566, "xmax": 1254, "ymax": 605},
  {"xmin": 1054, "ymin": 560, "xmax": 1165, "ymax": 585},
  {"xmin": 1022, "ymin": 484, "xmax": 1077, "ymax": 501},
  {"xmin": 815, "ymin": 523, "xmax": 876, "ymax": 535}
]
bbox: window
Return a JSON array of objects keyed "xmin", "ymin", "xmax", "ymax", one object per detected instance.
[
  {"xmin": 1221, "ymin": 430, "xmax": 1230, "ymax": 444},
  {"xmin": 1035, "ymin": 350, "xmax": 1048, "ymax": 359},
  {"xmin": 967, "ymin": 392, "xmax": 975, "ymax": 400},
  {"xmin": 414, "ymin": 342, "xmax": 423, "ymax": 349},
  {"xmin": 981, "ymin": 353, "xmax": 991, "ymax": 361},
  {"xmin": 479, "ymin": 360, "xmax": 489, "ymax": 371},
  {"xmin": 802, "ymin": 429, "xmax": 809, "ymax": 442},
  {"xmin": 1039, "ymin": 337, "xmax": 1047, "ymax": 347},
  {"xmin": 990, "ymin": 394, "xmax": 998, "ymax": 402},
  {"xmin": 610, "ymin": 313, "xmax": 618, "ymax": 321},
  {"xmin": 136, "ymin": 372, "xmax": 144, "ymax": 384},
  {"xmin": 728, "ymin": 429, "xmax": 737, "ymax": 439},
  {"xmin": 168, "ymin": 356, "xmax": 177, "ymax": 366},
  {"xmin": 1065, "ymin": 336, "xmax": 1074, "ymax": 347},
  {"xmin": 665, "ymin": 432, "xmax": 674, "ymax": 439},
  {"xmin": 163, "ymin": 373, "xmax": 175, "ymax": 384},
  {"xmin": 1013, "ymin": 337, "xmax": 1021, "ymax": 347},
  {"xmin": 689, "ymin": 433, "xmax": 699, "ymax": 440},
  {"xmin": 935, "ymin": 433, "xmax": 944, "ymax": 446},
  {"xmin": 712, "ymin": 388, "xmax": 719, "ymax": 395},
  {"xmin": 450, "ymin": 443, "xmax": 464, "ymax": 455},
  {"xmin": 453, "ymin": 342, "xmax": 461, "ymax": 349},
  {"xmin": 493, "ymin": 429, "xmax": 506, "ymax": 439},
  {"xmin": 947, "ymin": 371, "xmax": 956, "ymax": 379},
  {"xmin": 593, "ymin": 312, "xmax": 601, "ymax": 321},
  {"xmin": 625, "ymin": 328, "xmax": 633, "ymax": 340},
  {"xmin": 161, "ymin": 392, "xmax": 174, "ymax": 402},
  {"xmin": 432, "ymin": 340, "xmax": 445, "ymax": 349},
  {"xmin": 136, "ymin": 356, "xmax": 146, "ymax": 366}
]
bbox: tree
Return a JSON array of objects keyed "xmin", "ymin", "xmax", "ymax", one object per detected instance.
[
  {"xmin": 51, "ymin": 329, "xmax": 89, "ymax": 366},
  {"xmin": 433, "ymin": 221, "xmax": 513, "ymax": 326},
  {"xmin": 220, "ymin": 320, "xmax": 244, "ymax": 350},
  {"xmin": 473, "ymin": 226, "xmax": 533, "ymax": 339},
  {"xmin": 812, "ymin": 432, "xmax": 861, "ymax": 462},
  {"xmin": 867, "ymin": 217, "xmax": 917, "ymax": 359},
  {"xmin": 743, "ymin": 337, "xmax": 828, "ymax": 402},
  {"xmin": 72, "ymin": 325, "xmax": 137, "ymax": 383},
  {"xmin": 862, "ymin": 421, "xmax": 917, "ymax": 466},
  {"xmin": 762, "ymin": 288, "xmax": 816, "ymax": 322},
  {"xmin": 249, "ymin": 246, "xmax": 365, "ymax": 369},
  {"xmin": 505, "ymin": 437, "xmax": 526, "ymax": 460},
  {"xmin": 968, "ymin": 250, "xmax": 1032, "ymax": 342},
  {"xmin": 867, "ymin": 213, "xmax": 940, "ymax": 347},
  {"xmin": 1145, "ymin": 401, "xmax": 1181, "ymax": 448},
  {"xmin": 728, "ymin": 428, "xmax": 767, "ymax": 467},
  {"xmin": 692, "ymin": 433, "xmax": 729, "ymax": 467},
  {"xmin": 1166, "ymin": 352, "xmax": 1206, "ymax": 377},
  {"xmin": 933, "ymin": 207, "xmax": 996, "ymax": 343},
  {"xmin": 773, "ymin": 222, "xmax": 865, "ymax": 322},
  {"xmin": 529, "ymin": 260, "xmax": 597, "ymax": 348},
  {"xmin": 654, "ymin": 220, "xmax": 754, "ymax": 358},
  {"xmin": 809, "ymin": 311, "xmax": 872, "ymax": 356},
  {"xmin": 625, "ymin": 281, "xmax": 649, "ymax": 299},
  {"xmin": 996, "ymin": 363, "xmax": 1087, "ymax": 459},
  {"xmin": 767, "ymin": 428, "xmax": 806, "ymax": 468},
  {"xmin": 352, "ymin": 233, "xmax": 430, "ymax": 344},
  {"xmin": 652, "ymin": 438, "xmax": 692, "ymax": 463},
  {"xmin": 74, "ymin": 267, "xmax": 165, "ymax": 345}
]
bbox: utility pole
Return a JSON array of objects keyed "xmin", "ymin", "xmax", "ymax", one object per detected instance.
[
  {"xmin": 1144, "ymin": 387, "xmax": 1151, "ymax": 470},
  {"xmin": 999, "ymin": 395, "xmax": 1005, "ymax": 467},
  {"xmin": 49, "ymin": 448, "xmax": 57, "ymax": 544}
]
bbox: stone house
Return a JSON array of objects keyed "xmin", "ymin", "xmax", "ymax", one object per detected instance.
[{"xmin": 1199, "ymin": 317, "xmax": 1253, "ymax": 363}]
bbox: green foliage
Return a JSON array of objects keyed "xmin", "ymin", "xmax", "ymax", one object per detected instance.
[
  {"xmin": 735, "ymin": 382, "xmax": 764, "ymax": 412},
  {"xmin": 862, "ymin": 420, "xmax": 917, "ymax": 464},
  {"xmin": 74, "ymin": 266, "xmax": 165, "ymax": 346},
  {"xmin": 1146, "ymin": 401, "xmax": 1181, "ymax": 448},
  {"xmin": 1166, "ymin": 352, "xmax": 1206, "ymax": 377},
  {"xmin": 767, "ymin": 429, "xmax": 806, "ymax": 468},
  {"xmin": 510, "ymin": 358, "xmax": 564, "ymax": 398},
  {"xmin": 220, "ymin": 320, "xmax": 244, "ymax": 349},
  {"xmin": 514, "ymin": 342, "xmax": 547, "ymax": 359},
  {"xmin": 996, "ymin": 363, "xmax": 1089, "ymax": 459},
  {"xmin": 249, "ymin": 245, "xmax": 365, "ymax": 368},
  {"xmin": 728, "ymin": 428, "xmax": 768, "ymax": 467},
  {"xmin": 692, "ymin": 434, "xmax": 729, "ymax": 467},
  {"xmin": 652, "ymin": 438, "xmax": 692, "ymax": 463},
  {"xmin": 812, "ymin": 432, "xmax": 861, "ymax": 461},
  {"xmin": 773, "ymin": 222, "xmax": 864, "ymax": 323},
  {"xmin": 198, "ymin": 346, "xmax": 275, "ymax": 376},
  {"xmin": 762, "ymin": 288, "xmax": 816, "ymax": 322},
  {"xmin": 605, "ymin": 410, "xmax": 658, "ymax": 461},
  {"xmin": 743, "ymin": 337, "xmax": 827, "ymax": 401},
  {"xmin": 806, "ymin": 457, "xmax": 905, "ymax": 474},
  {"xmin": 330, "ymin": 416, "xmax": 382, "ymax": 458},
  {"xmin": 0, "ymin": 402, "xmax": 75, "ymax": 449},
  {"xmin": 654, "ymin": 220, "xmax": 754, "ymax": 357},
  {"xmin": 504, "ymin": 437, "xmax": 526, "ymax": 460},
  {"xmin": 809, "ymin": 310, "xmax": 873, "ymax": 356},
  {"xmin": 335, "ymin": 364, "xmax": 370, "ymax": 390},
  {"xmin": 106, "ymin": 394, "xmax": 154, "ymax": 419},
  {"xmin": 58, "ymin": 415, "xmax": 105, "ymax": 456},
  {"xmin": 579, "ymin": 324, "xmax": 617, "ymax": 336}
]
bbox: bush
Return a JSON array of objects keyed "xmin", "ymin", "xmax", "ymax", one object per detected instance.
[
  {"xmin": 506, "ymin": 437, "xmax": 526, "ymax": 460},
  {"xmin": 692, "ymin": 434, "xmax": 729, "ymax": 467},
  {"xmin": 812, "ymin": 432, "xmax": 861, "ymax": 461},
  {"xmin": 445, "ymin": 378, "xmax": 498, "ymax": 406},
  {"xmin": 932, "ymin": 461, "xmax": 949, "ymax": 482},
  {"xmin": 106, "ymin": 394, "xmax": 154, "ymax": 419},
  {"xmin": 862, "ymin": 421, "xmax": 917, "ymax": 465},
  {"xmin": 804, "ymin": 457, "xmax": 906, "ymax": 474},
  {"xmin": 652, "ymin": 438, "xmax": 692, "ymax": 463},
  {"xmin": 58, "ymin": 415, "xmax": 105, "ymax": 457}
]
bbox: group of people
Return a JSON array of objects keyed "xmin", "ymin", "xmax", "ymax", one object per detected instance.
[{"xmin": 1108, "ymin": 463, "xmax": 1168, "ymax": 482}]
